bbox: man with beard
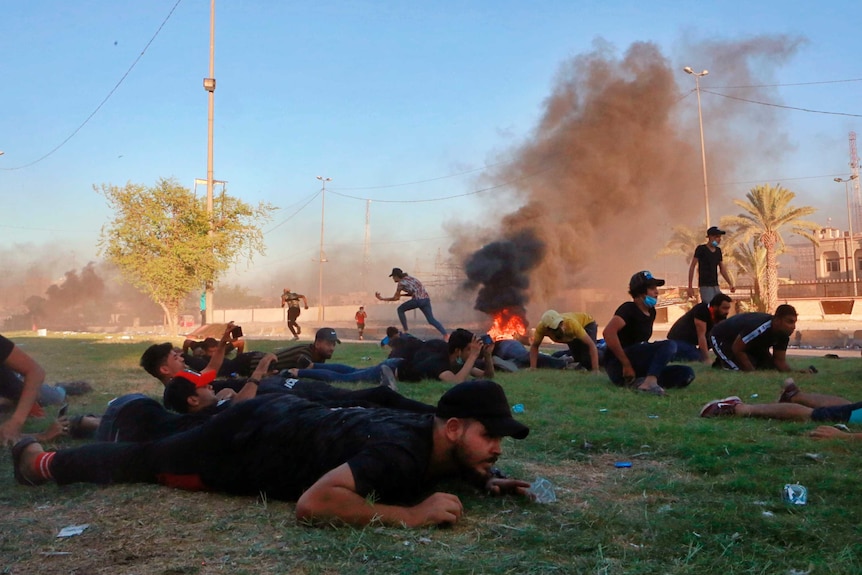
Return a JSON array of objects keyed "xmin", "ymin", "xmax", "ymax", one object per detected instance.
[
  {"xmin": 709, "ymin": 304, "xmax": 810, "ymax": 372},
  {"xmin": 13, "ymin": 380, "xmax": 531, "ymax": 528},
  {"xmin": 667, "ymin": 293, "xmax": 733, "ymax": 363}
]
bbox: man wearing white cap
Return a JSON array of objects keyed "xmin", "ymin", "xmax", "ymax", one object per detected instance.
[{"xmin": 529, "ymin": 310, "xmax": 599, "ymax": 373}]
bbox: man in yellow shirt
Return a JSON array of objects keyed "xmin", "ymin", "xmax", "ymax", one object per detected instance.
[{"xmin": 529, "ymin": 310, "xmax": 599, "ymax": 373}]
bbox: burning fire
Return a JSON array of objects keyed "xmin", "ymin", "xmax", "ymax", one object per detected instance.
[{"xmin": 487, "ymin": 308, "xmax": 528, "ymax": 341}]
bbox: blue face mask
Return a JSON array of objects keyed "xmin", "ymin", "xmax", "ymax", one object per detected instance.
[
  {"xmin": 644, "ymin": 295, "xmax": 658, "ymax": 308},
  {"xmin": 710, "ymin": 240, "xmax": 719, "ymax": 248}
]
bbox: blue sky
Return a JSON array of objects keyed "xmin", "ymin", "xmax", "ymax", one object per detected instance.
[{"xmin": 2, "ymin": 1, "xmax": 861, "ymax": 296}]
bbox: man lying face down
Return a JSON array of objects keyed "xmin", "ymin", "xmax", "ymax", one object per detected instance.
[{"xmin": 13, "ymin": 380, "xmax": 531, "ymax": 528}]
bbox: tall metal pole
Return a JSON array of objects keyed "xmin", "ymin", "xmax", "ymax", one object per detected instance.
[
  {"xmin": 203, "ymin": 0, "xmax": 217, "ymax": 323},
  {"xmin": 837, "ymin": 176, "xmax": 859, "ymax": 296},
  {"xmin": 362, "ymin": 199, "xmax": 371, "ymax": 293},
  {"xmin": 316, "ymin": 176, "xmax": 332, "ymax": 321},
  {"xmin": 684, "ymin": 67, "xmax": 710, "ymax": 228}
]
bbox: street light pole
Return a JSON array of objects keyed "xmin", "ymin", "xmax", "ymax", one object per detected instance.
[
  {"xmin": 684, "ymin": 66, "xmax": 711, "ymax": 228},
  {"xmin": 835, "ymin": 175, "xmax": 859, "ymax": 296},
  {"xmin": 316, "ymin": 176, "xmax": 332, "ymax": 321},
  {"xmin": 202, "ymin": 0, "xmax": 217, "ymax": 324}
]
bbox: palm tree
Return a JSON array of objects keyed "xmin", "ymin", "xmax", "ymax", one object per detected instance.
[
  {"xmin": 730, "ymin": 240, "xmax": 768, "ymax": 312},
  {"xmin": 725, "ymin": 184, "xmax": 819, "ymax": 313}
]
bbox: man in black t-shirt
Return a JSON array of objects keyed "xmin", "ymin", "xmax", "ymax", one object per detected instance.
[
  {"xmin": 603, "ymin": 271, "xmax": 695, "ymax": 395},
  {"xmin": 687, "ymin": 226, "xmax": 736, "ymax": 304},
  {"xmin": 15, "ymin": 380, "xmax": 531, "ymax": 528},
  {"xmin": 667, "ymin": 293, "xmax": 732, "ymax": 362},
  {"xmin": 709, "ymin": 305, "xmax": 807, "ymax": 372},
  {"xmin": 396, "ymin": 328, "xmax": 495, "ymax": 383}
]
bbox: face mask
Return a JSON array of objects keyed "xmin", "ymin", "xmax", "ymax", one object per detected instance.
[
  {"xmin": 455, "ymin": 357, "xmax": 464, "ymax": 365},
  {"xmin": 710, "ymin": 240, "xmax": 719, "ymax": 248},
  {"xmin": 644, "ymin": 295, "xmax": 658, "ymax": 308}
]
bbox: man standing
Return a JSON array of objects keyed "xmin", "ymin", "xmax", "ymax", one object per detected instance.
[
  {"xmin": 281, "ymin": 288, "xmax": 309, "ymax": 341},
  {"xmin": 529, "ymin": 310, "xmax": 599, "ymax": 372},
  {"xmin": 688, "ymin": 226, "xmax": 736, "ymax": 303},
  {"xmin": 710, "ymin": 304, "xmax": 809, "ymax": 372},
  {"xmin": 375, "ymin": 268, "xmax": 447, "ymax": 337},
  {"xmin": 13, "ymin": 381, "xmax": 531, "ymax": 528},
  {"xmin": 667, "ymin": 293, "xmax": 733, "ymax": 362},
  {"xmin": 355, "ymin": 306, "xmax": 368, "ymax": 341}
]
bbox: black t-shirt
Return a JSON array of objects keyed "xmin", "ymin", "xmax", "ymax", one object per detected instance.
[
  {"xmin": 210, "ymin": 395, "xmax": 436, "ymax": 504},
  {"xmin": 710, "ymin": 312, "xmax": 789, "ymax": 354},
  {"xmin": 0, "ymin": 335, "xmax": 14, "ymax": 363},
  {"xmin": 694, "ymin": 244, "xmax": 723, "ymax": 286},
  {"xmin": 398, "ymin": 339, "xmax": 454, "ymax": 382},
  {"xmin": 612, "ymin": 302, "xmax": 655, "ymax": 349},
  {"xmin": 667, "ymin": 302, "xmax": 713, "ymax": 346}
]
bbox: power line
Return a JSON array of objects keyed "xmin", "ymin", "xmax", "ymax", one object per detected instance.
[
  {"xmin": 713, "ymin": 78, "xmax": 862, "ymax": 89},
  {"xmin": 1, "ymin": 0, "xmax": 184, "ymax": 171},
  {"xmin": 702, "ymin": 89, "xmax": 862, "ymax": 118},
  {"xmin": 263, "ymin": 190, "xmax": 321, "ymax": 235}
]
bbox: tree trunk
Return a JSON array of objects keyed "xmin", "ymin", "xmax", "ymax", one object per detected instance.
[
  {"xmin": 158, "ymin": 300, "xmax": 180, "ymax": 336},
  {"xmin": 762, "ymin": 233, "xmax": 779, "ymax": 313}
]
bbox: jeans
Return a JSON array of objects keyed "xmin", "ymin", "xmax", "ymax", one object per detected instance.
[
  {"xmin": 397, "ymin": 297, "xmax": 446, "ymax": 336},
  {"xmin": 495, "ymin": 340, "xmax": 568, "ymax": 369},
  {"xmin": 699, "ymin": 285, "xmax": 721, "ymax": 304},
  {"xmin": 670, "ymin": 340, "xmax": 703, "ymax": 362},
  {"xmin": 295, "ymin": 358, "xmax": 402, "ymax": 384},
  {"xmin": 605, "ymin": 340, "xmax": 695, "ymax": 389}
]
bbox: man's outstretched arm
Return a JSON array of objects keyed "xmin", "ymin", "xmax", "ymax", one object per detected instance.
[{"xmin": 295, "ymin": 463, "xmax": 464, "ymax": 527}]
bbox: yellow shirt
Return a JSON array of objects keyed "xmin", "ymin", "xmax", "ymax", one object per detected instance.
[{"xmin": 532, "ymin": 312, "xmax": 594, "ymax": 345}]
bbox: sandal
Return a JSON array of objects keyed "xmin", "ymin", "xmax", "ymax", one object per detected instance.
[
  {"xmin": 636, "ymin": 382, "xmax": 666, "ymax": 396},
  {"xmin": 11, "ymin": 436, "xmax": 42, "ymax": 486},
  {"xmin": 69, "ymin": 414, "xmax": 98, "ymax": 439}
]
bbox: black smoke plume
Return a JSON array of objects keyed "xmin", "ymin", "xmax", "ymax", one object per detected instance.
[{"xmin": 463, "ymin": 229, "xmax": 545, "ymax": 314}]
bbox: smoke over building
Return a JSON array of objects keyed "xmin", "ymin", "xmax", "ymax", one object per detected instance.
[{"xmin": 460, "ymin": 36, "xmax": 802, "ymax": 314}]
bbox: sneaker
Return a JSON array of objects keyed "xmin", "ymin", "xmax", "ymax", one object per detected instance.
[
  {"xmin": 492, "ymin": 356, "xmax": 519, "ymax": 373},
  {"xmin": 11, "ymin": 437, "xmax": 47, "ymax": 486},
  {"xmin": 292, "ymin": 335, "xmax": 300, "ymax": 341},
  {"xmin": 778, "ymin": 379, "xmax": 800, "ymax": 403},
  {"xmin": 379, "ymin": 364, "xmax": 398, "ymax": 391},
  {"xmin": 699, "ymin": 396, "xmax": 743, "ymax": 418}
]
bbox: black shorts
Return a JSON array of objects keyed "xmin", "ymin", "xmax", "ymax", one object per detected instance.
[{"xmin": 811, "ymin": 401, "xmax": 862, "ymax": 423}]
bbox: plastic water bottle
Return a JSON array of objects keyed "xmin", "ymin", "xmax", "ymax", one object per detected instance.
[
  {"xmin": 528, "ymin": 477, "xmax": 556, "ymax": 504},
  {"xmin": 512, "ymin": 403, "xmax": 525, "ymax": 414}
]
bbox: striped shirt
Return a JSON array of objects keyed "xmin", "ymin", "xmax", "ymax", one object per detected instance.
[{"xmin": 399, "ymin": 275, "xmax": 429, "ymax": 300}]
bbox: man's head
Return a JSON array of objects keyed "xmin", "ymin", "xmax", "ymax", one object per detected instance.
[
  {"xmin": 772, "ymin": 304, "xmax": 799, "ymax": 336},
  {"xmin": 283, "ymin": 287, "xmax": 290, "ymax": 294},
  {"xmin": 312, "ymin": 328, "xmax": 341, "ymax": 360},
  {"xmin": 163, "ymin": 370, "xmax": 218, "ymax": 413},
  {"xmin": 389, "ymin": 267, "xmax": 405, "ymax": 281},
  {"xmin": 436, "ymin": 380, "xmax": 529, "ymax": 479},
  {"xmin": 539, "ymin": 310, "xmax": 564, "ymax": 331},
  {"xmin": 140, "ymin": 343, "xmax": 187, "ymax": 383},
  {"xmin": 628, "ymin": 270, "xmax": 665, "ymax": 298},
  {"xmin": 447, "ymin": 328, "xmax": 474, "ymax": 358},
  {"xmin": 359, "ymin": 306, "xmax": 364, "ymax": 311},
  {"xmin": 706, "ymin": 226, "xmax": 726, "ymax": 245},
  {"xmin": 708, "ymin": 293, "xmax": 733, "ymax": 321},
  {"xmin": 381, "ymin": 326, "xmax": 401, "ymax": 347}
]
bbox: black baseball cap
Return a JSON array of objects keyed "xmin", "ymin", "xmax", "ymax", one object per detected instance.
[
  {"xmin": 389, "ymin": 267, "xmax": 404, "ymax": 277},
  {"xmin": 314, "ymin": 328, "xmax": 341, "ymax": 344},
  {"xmin": 706, "ymin": 226, "xmax": 726, "ymax": 236},
  {"xmin": 436, "ymin": 380, "xmax": 529, "ymax": 439},
  {"xmin": 629, "ymin": 270, "xmax": 665, "ymax": 292}
]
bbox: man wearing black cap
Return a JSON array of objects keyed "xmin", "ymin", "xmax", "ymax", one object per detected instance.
[
  {"xmin": 688, "ymin": 226, "xmax": 736, "ymax": 304},
  {"xmin": 273, "ymin": 327, "xmax": 399, "ymax": 386},
  {"xmin": 13, "ymin": 380, "xmax": 531, "ymax": 528},
  {"xmin": 602, "ymin": 271, "xmax": 696, "ymax": 395},
  {"xmin": 375, "ymin": 268, "xmax": 447, "ymax": 337}
]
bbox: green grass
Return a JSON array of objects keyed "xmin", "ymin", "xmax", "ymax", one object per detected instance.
[{"xmin": 2, "ymin": 333, "xmax": 862, "ymax": 574}]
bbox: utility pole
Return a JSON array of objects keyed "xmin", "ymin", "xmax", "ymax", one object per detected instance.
[
  {"xmin": 316, "ymin": 176, "xmax": 332, "ymax": 321},
  {"xmin": 684, "ymin": 66, "xmax": 711, "ymax": 227},
  {"xmin": 362, "ymin": 199, "xmax": 371, "ymax": 292},
  {"xmin": 202, "ymin": 0, "xmax": 217, "ymax": 324}
]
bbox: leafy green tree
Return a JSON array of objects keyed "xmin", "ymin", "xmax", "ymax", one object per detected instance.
[
  {"xmin": 724, "ymin": 184, "xmax": 818, "ymax": 313},
  {"xmin": 97, "ymin": 178, "xmax": 275, "ymax": 332}
]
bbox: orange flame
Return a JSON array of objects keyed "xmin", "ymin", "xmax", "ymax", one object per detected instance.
[{"xmin": 487, "ymin": 308, "xmax": 527, "ymax": 341}]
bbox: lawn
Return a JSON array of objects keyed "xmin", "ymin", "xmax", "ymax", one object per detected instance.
[{"xmin": 2, "ymin": 333, "xmax": 861, "ymax": 575}]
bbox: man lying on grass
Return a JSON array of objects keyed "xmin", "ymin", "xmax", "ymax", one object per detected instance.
[
  {"xmin": 13, "ymin": 380, "xmax": 531, "ymax": 527},
  {"xmin": 700, "ymin": 378, "xmax": 862, "ymax": 440}
]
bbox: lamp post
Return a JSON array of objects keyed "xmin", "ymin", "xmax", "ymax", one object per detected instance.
[
  {"xmin": 683, "ymin": 66, "xmax": 711, "ymax": 228},
  {"xmin": 316, "ymin": 176, "xmax": 332, "ymax": 321},
  {"xmin": 835, "ymin": 175, "xmax": 859, "ymax": 296},
  {"xmin": 202, "ymin": 0, "xmax": 217, "ymax": 324}
]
